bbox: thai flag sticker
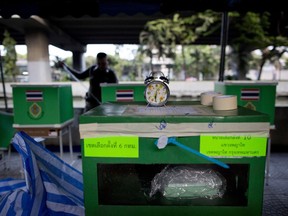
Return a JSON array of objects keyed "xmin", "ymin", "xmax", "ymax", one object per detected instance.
[
  {"xmin": 241, "ymin": 88, "xmax": 260, "ymax": 101},
  {"xmin": 116, "ymin": 89, "xmax": 134, "ymax": 102},
  {"xmin": 26, "ymin": 90, "xmax": 43, "ymax": 102}
]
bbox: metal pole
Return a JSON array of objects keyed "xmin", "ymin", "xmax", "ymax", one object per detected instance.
[
  {"xmin": 219, "ymin": 11, "xmax": 229, "ymax": 82},
  {"xmin": 0, "ymin": 50, "xmax": 8, "ymax": 111}
]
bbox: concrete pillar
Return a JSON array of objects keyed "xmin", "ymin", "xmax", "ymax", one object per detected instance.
[
  {"xmin": 72, "ymin": 51, "xmax": 86, "ymax": 71},
  {"xmin": 25, "ymin": 31, "xmax": 52, "ymax": 82}
]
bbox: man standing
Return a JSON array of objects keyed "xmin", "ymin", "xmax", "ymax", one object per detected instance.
[{"xmin": 59, "ymin": 52, "xmax": 118, "ymax": 112}]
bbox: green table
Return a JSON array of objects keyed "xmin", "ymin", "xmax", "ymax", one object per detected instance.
[{"xmin": 80, "ymin": 101, "xmax": 270, "ymax": 216}]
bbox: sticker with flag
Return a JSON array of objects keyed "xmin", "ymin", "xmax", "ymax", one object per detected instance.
[
  {"xmin": 26, "ymin": 90, "xmax": 43, "ymax": 102},
  {"xmin": 241, "ymin": 88, "xmax": 260, "ymax": 101},
  {"xmin": 116, "ymin": 89, "xmax": 134, "ymax": 102}
]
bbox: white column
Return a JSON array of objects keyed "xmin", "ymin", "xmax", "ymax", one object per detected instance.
[{"xmin": 25, "ymin": 31, "xmax": 52, "ymax": 82}]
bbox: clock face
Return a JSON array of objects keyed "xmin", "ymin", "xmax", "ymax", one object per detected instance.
[{"xmin": 144, "ymin": 80, "xmax": 170, "ymax": 106}]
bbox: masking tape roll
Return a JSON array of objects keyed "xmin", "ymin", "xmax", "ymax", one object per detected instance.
[
  {"xmin": 200, "ymin": 91, "xmax": 222, "ymax": 106},
  {"xmin": 213, "ymin": 95, "xmax": 237, "ymax": 110}
]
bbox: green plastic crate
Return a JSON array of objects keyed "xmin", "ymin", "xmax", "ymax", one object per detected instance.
[
  {"xmin": 214, "ymin": 81, "xmax": 277, "ymax": 125},
  {"xmin": 12, "ymin": 84, "xmax": 74, "ymax": 125},
  {"xmin": 101, "ymin": 83, "xmax": 146, "ymax": 102}
]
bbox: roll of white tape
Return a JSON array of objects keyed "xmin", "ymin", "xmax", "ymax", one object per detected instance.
[
  {"xmin": 213, "ymin": 95, "xmax": 237, "ymax": 110},
  {"xmin": 200, "ymin": 91, "xmax": 222, "ymax": 106}
]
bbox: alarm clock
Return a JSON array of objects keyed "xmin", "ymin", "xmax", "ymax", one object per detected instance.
[{"xmin": 144, "ymin": 71, "xmax": 170, "ymax": 107}]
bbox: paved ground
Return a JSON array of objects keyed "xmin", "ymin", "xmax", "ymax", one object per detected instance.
[
  {"xmin": 263, "ymin": 152, "xmax": 288, "ymax": 216},
  {"xmin": 1, "ymin": 147, "xmax": 287, "ymax": 215},
  {"xmin": 0, "ymin": 151, "xmax": 83, "ymax": 179}
]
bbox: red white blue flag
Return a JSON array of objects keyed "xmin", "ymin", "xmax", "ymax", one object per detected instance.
[
  {"xmin": 26, "ymin": 90, "xmax": 43, "ymax": 102},
  {"xmin": 116, "ymin": 89, "xmax": 134, "ymax": 102},
  {"xmin": 241, "ymin": 88, "xmax": 260, "ymax": 101}
]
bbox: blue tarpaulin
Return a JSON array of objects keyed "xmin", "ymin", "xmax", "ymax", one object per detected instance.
[{"xmin": 0, "ymin": 131, "xmax": 84, "ymax": 215}]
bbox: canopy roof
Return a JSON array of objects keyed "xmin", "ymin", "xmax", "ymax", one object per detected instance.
[{"xmin": 1, "ymin": 0, "xmax": 288, "ymax": 52}]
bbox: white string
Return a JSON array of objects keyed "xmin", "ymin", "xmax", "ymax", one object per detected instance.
[{"xmin": 61, "ymin": 64, "xmax": 101, "ymax": 105}]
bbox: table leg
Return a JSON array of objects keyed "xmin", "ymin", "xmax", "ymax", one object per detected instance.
[
  {"xmin": 265, "ymin": 132, "xmax": 271, "ymax": 185},
  {"xmin": 69, "ymin": 125, "xmax": 73, "ymax": 160},
  {"xmin": 59, "ymin": 130, "xmax": 63, "ymax": 159}
]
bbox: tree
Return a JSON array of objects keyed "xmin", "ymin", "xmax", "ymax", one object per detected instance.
[
  {"xmin": 140, "ymin": 10, "xmax": 288, "ymax": 81},
  {"xmin": 256, "ymin": 36, "xmax": 288, "ymax": 80},
  {"xmin": 173, "ymin": 45, "xmax": 220, "ymax": 80},
  {"xmin": 139, "ymin": 10, "xmax": 221, "ymax": 79},
  {"xmin": 227, "ymin": 12, "xmax": 272, "ymax": 80},
  {"xmin": 2, "ymin": 30, "xmax": 19, "ymax": 82}
]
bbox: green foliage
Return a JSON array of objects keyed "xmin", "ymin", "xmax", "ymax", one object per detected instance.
[
  {"xmin": 283, "ymin": 56, "xmax": 288, "ymax": 70},
  {"xmin": 2, "ymin": 30, "xmax": 19, "ymax": 81},
  {"xmin": 139, "ymin": 10, "xmax": 221, "ymax": 59},
  {"xmin": 140, "ymin": 10, "xmax": 288, "ymax": 80},
  {"xmin": 139, "ymin": 10, "xmax": 221, "ymax": 79},
  {"xmin": 229, "ymin": 12, "xmax": 271, "ymax": 51},
  {"xmin": 226, "ymin": 11, "xmax": 288, "ymax": 80},
  {"xmin": 270, "ymin": 36, "xmax": 288, "ymax": 47},
  {"xmin": 107, "ymin": 55, "xmax": 119, "ymax": 67},
  {"xmin": 85, "ymin": 55, "xmax": 96, "ymax": 66},
  {"xmin": 174, "ymin": 45, "xmax": 220, "ymax": 80},
  {"xmin": 108, "ymin": 55, "xmax": 139, "ymax": 81}
]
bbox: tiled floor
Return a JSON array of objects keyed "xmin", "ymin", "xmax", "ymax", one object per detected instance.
[{"xmin": 1, "ymin": 149, "xmax": 287, "ymax": 215}]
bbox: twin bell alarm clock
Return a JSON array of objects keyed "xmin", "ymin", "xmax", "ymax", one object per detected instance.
[{"xmin": 144, "ymin": 71, "xmax": 170, "ymax": 107}]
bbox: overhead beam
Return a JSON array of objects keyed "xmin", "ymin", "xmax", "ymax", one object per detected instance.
[{"xmin": 0, "ymin": 16, "xmax": 86, "ymax": 52}]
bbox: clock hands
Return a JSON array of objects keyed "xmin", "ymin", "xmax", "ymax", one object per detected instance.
[
  {"xmin": 154, "ymin": 85, "xmax": 163, "ymax": 102},
  {"xmin": 144, "ymin": 72, "xmax": 170, "ymax": 107}
]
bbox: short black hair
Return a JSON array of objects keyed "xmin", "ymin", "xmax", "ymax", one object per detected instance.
[{"xmin": 97, "ymin": 52, "xmax": 107, "ymax": 59}]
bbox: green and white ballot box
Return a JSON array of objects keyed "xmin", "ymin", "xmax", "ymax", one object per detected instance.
[
  {"xmin": 11, "ymin": 83, "xmax": 74, "ymax": 125},
  {"xmin": 214, "ymin": 81, "xmax": 278, "ymax": 125},
  {"xmin": 80, "ymin": 101, "xmax": 270, "ymax": 216},
  {"xmin": 101, "ymin": 83, "xmax": 146, "ymax": 102}
]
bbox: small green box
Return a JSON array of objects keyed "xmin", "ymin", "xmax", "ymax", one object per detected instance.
[
  {"xmin": 101, "ymin": 83, "xmax": 146, "ymax": 102},
  {"xmin": 12, "ymin": 84, "xmax": 74, "ymax": 125},
  {"xmin": 214, "ymin": 81, "xmax": 277, "ymax": 125}
]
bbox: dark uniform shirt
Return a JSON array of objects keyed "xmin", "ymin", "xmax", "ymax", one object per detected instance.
[{"xmin": 69, "ymin": 65, "xmax": 118, "ymax": 111}]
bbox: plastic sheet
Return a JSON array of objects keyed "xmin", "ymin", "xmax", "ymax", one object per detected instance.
[
  {"xmin": 149, "ymin": 166, "xmax": 227, "ymax": 200},
  {"xmin": 0, "ymin": 131, "xmax": 84, "ymax": 216}
]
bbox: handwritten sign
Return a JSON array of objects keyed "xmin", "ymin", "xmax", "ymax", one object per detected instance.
[
  {"xmin": 84, "ymin": 136, "xmax": 139, "ymax": 158},
  {"xmin": 200, "ymin": 135, "xmax": 267, "ymax": 157}
]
